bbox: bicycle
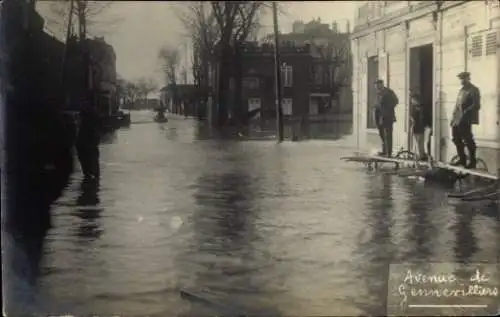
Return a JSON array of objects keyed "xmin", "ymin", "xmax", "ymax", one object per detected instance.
[{"xmin": 449, "ymin": 154, "xmax": 488, "ymax": 172}]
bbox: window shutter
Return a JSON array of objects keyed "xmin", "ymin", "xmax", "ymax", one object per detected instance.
[
  {"xmin": 485, "ymin": 31, "xmax": 497, "ymax": 56},
  {"xmin": 470, "ymin": 34, "xmax": 483, "ymax": 58}
]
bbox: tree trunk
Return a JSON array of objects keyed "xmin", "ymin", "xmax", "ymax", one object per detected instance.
[
  {"xmin": 217, "ymin": 61, "xmax": 229, "ymax": 126},
  {"xmin": 198, "ymin": 54, "xmax": 209, "ymax": 119},
  {"xmin": 216, "ymin": 43, "xmax": 233, "ymax": 127},
  {"xmin": 233, "ymin": 47, "xmax": 243, "ymax": 124}
]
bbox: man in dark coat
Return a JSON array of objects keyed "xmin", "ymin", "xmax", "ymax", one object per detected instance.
[
  {"xmin": 450, "ymin": 72, "xmax": 480, "ymax": 168},
  {"xmin": 76, "ymin": 97, "xmax": 101, "ymax": 180},
  {"xmin": 374, "ymin": 79, "xmax": 399, "ymax": 157}
]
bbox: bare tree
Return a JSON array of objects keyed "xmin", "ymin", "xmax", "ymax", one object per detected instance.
[
  {"xmin": 317, "ymin": 34, "xmax": 351, "ymax": 112},
  {"xmin": 175, "ymin": 1, "xmax": 270, "ymax": 126},
  {"xmin": 158, "ymin": 46, "xmax": 180, "ymax": 87},
  {"xmin": 135, "ymin": 77, "xmax": 157, "ymax": 106},
  {"xmin": 176, "ymin": 2, "xmax": 218, "ymax": 98},
  {"xmin": 41, "ymin": 0, "xmax": 121, "ymax": 39},
  {"xmin": 158, "ymin": 45, "xmax": 180, "ymax": 111},
  {"xmin": 117, "ymin": 78, "xmax": 140, "ymax": 109}
]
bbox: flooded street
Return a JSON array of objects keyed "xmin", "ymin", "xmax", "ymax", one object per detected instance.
[{"xmin": 36, "ymin": 112, "xmax": 498, "ymax": 316}]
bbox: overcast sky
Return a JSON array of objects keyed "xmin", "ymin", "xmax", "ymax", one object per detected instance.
[{"xmin": 37, "ymin": 1, "xmax": 356, "ymax": 86}]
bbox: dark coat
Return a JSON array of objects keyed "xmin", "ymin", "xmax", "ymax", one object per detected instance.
[
  {"xmin": 451, "ymin": 83, "xmax": 480, "ymax": 126},
  {"xmin": 375, "ymin": 87, "xmax": 399, "ymax": 125}
]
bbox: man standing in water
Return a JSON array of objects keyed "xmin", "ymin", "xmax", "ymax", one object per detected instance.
[
  {"xmin": 76, "ymin": 96, "xmax": 101, "ymax": 180},
  {"xmin": 374, "ymin": 79, "xmax": 399, "ymax": 157},
  {"xmin": 450, "ymin": 72, "xmax": 480, "ymax": 169}
]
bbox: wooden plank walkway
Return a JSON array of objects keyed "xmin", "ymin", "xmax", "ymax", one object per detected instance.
[
  {"xmin": 434, "ymin": 162, "xmax": 498, "ymax": 181},
  {"xmin": 341, "ymin": 154, "xmax": 498, "ymax": 181},
  {"xmin": 340, "ymin": 154, "xmax": 430, "ymax": 166}
]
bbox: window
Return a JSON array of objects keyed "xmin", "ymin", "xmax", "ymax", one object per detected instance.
[
  {"xmin": 281, "ymin": 65, "xmax": 293, "ymax": 87},
  {"xmin": 309, "ymin": 99, "xmax": 319, "ymax": 115},
  {"xmin": 485, "ymin": 32, "xmax": 497, "ymax": 56},
  {"xmin": 282, "ymin": 98, "xmax": 293, "ymax": 115},
  {"xmin": 243, "ymin": 77, "xmax": 260, "ymax": 89},
  {"xmin": 470, "ymin": 34, "xmax": 483, "ymax": 57},
  {"xmin": 366, "ymin": 56, "xmax": 379, "ymax": 129}
]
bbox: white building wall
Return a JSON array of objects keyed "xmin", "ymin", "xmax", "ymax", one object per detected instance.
[
  {"xmin": 439, "ymin": 1, "xmax": 500, "ymax": 163},
  {"xmin": 352, "ymin": 1, "xmax": 500, "ymax": 169},
  {"xmin": 383, "ymin": 25, "xmax": 406, "ymax": 153},
  {"xmin": 439, "ymin": 4, "xmax": 468, "ymax": 161}
]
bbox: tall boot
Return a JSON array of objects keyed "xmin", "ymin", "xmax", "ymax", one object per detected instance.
[
  {"xmin": 386, "ymin": 131, "xmax": 393, "ymax": 158},
  {"xmin": 453, "ymin": 145, "xmax": 467, "ymax": 166},
  {"xmin": 466, "ymin": 145, "xmax": 477, "ymax": 169}
]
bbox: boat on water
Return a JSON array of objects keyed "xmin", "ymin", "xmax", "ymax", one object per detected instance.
[
  {"xmin": 153, "ymin": 106, "xmax": 168, "ymax": 123},
  {"xmin": 154, "ymin": 114, "xmax": 168, "ymax": 123}
]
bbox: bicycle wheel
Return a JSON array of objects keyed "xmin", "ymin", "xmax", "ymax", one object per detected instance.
[
  {"xmin": 449, "ymin": 155, "xmax": 488, "ymax": 171},
  {"xmin": 395, "ymin": 150, "xmax": 416, "ymax": 160}
]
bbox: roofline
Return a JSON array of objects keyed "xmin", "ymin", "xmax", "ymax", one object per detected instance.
[{"xmin": 350, "ymin": 1, "xmax": 465, "ymax": 40}]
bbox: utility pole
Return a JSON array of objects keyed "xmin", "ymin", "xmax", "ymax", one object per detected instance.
[
  {"xmin": 77, "ymin": 1, "xmax": 91, "ymax": 105},
  {"xmin": 60, "ymin": 0, "xmax": 74, "ymax": 87},
  {"xmin": 272, "ymin": 1, "xmax": 284, "ymax": 142}
]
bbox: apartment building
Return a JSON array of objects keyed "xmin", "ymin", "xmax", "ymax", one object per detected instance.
[{"xmin": 351, "ymin": 1, "xmax": 500, "ymax": 171}]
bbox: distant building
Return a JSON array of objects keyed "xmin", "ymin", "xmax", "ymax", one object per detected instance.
[
  {"xmin": 237, "ymin": 43, "xmax": 313, "ymax": 120},
  {"xmin": 1, "ymin": 0, "xmax": 68, "ymax": 111},
  {"xmin": 160, "ymin": 84, "xmax": 199, "ymax": 116},
  {"xmin": 205, "ymin": 19, "xmax": 353, "ymax": 123},
  {"xmin": 351, "ymin": 1, "xmax": 500, "ymax": 171},
  {"xmin": 292, "ymin": 21, "xmax": 306, "ymax": 33},
  {"xmin": 136, "ymin": 98, "xmax": 160, "ymax": 110}
]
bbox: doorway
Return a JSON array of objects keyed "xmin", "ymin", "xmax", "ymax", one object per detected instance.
[
  {"xmin": 408, "ymin": 44, "xmax": 434, "ymax": 156},
  {"xmin": 366, "ymin": 56, "xmax": 379, "ymax": 129}
]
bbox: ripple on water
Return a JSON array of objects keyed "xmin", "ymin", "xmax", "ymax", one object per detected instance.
[{"xmin": 20, "ymin": 114, "xmax": 499, "ymax": 316}]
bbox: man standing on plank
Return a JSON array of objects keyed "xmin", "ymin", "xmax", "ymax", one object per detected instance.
[
  {"xmin": 374, "ymin": 79, "xmax": 399, "ymax": 157},
  {"xmin": 450, "ymin": 72, "xmax": 480, "ymax": 169}
]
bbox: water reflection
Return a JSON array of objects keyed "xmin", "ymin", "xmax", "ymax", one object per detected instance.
[
  {"xmin": 27, "ymin": 114, "xmax": 499, "ymax": 316},
  {"xmin": 165, "ymin": 126, "xmax": 178, "ymax": 141},
  {"xmin": 184, "ymin": 149, "xmax": 278, "ymax": 316},
  {"xmin": 100, "ymin": 131, "xmax": 117, "ymax": 145},
  {"xmin": 3, "ymin": 228, "xmax": 47, "ymax": 314},
  {"xmin": 194, "ymin": 117, "xmax": 353, "ymax": 141},
  {"xmin": 74, "ymin": 178, "xmax": 103, "ymax": 241},
  {"xmin": 355, "ymin": 174, "xmax": 395, "ymax": 315},
  {"xmin": 401, "ymin": 181, "xmax": 437, "ymax": 262},
  {"xmin": 452, "ymin": 204, "xmax": 478, "ymax": 265}
]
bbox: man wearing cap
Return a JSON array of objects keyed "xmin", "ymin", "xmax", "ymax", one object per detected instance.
[
  {"xmin": 374, "ymin": 79, "xmax": 399, "ymax": 157},
  {"xmin": 450, "ymin": 71, "xmax": 480, "ymax": 168}
]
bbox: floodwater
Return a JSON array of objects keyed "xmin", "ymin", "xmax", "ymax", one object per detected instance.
[{"xmin": 5, "ymin": 111, "xmax": 500, "ymax": 316}]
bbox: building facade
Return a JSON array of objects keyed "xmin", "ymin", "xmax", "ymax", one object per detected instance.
[
  {"xmin": 211, "ymin": 39, "xmax": 351, "ymax": 124},
  {"xmin": 87, "ymin": 37, "xmax": 118, "ymax": 116},
  {"xmin": 351, "ymin": 1, "xmax": 500, "ymax": 171},
  {"xmin": 238, "ymin": 42, "xmax": 313, "ymax": 120},
  {"xmin": 261, "ymin": 19, "xmax": 353, "ymax": 117}
]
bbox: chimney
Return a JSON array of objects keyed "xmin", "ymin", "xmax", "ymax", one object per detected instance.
[{"xmin": 346, "ymin": 20, "xmax": 351, "ymax": 33}]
